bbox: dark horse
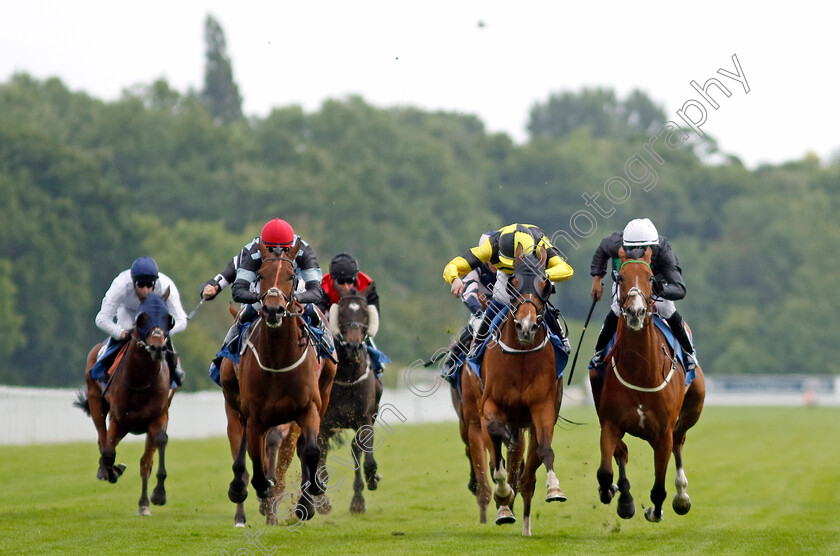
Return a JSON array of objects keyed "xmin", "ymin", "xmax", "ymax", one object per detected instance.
[
  {"xmin": 478, "ymin": 245, "xmax": 565, "ymax": 536},
  {"xmin": 76, "ymin": 291, "xmax": 175, "ymax": 516},
  {"xmin": 222, "ymin": 241, "xmax": 336, "ymax": 526},
  {"xmin": 593, "ymin": 247, "xmax": 706, "ymax": 522},
  {"xmin": 316, "ymin": 284, "xmax": 383, "ymax": 514}
]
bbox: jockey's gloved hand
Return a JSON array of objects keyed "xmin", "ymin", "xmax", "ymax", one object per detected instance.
[{"xmin": 201, "ymin": 279, "xmax": 220, "ymax": 300}]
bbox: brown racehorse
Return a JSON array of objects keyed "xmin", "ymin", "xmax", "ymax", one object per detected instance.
[
  {"xmin": 316, "ymin": 285, "xmax": 383, "ymax": 514},
  {"xmin": 593, "ymin": 246, "xmax": 706, "ymax": 522},
  {"xmin": 76, "ymin": 290, "xmax": 175, "ymax": 516},
  {"xmin": 220, "ymin": 305, "xmax": 301, "ymax": 526},
  {"xmin": 222, "ymin": 240, "xmax": 335, "ymax": 526},
  {"xmin": 479, "ymin": 245, "xmax": 566, "ymax": 536}
]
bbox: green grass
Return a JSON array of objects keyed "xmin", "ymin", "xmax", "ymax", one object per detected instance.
[{"xmin": 1, "ymin": 405, "xmax": 839, "ymax": 555}]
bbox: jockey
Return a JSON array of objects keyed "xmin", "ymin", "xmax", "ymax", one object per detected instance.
[
  {"xmin": 589, "ymin": 217, "xmax": 697, "ymax": 377},
  {"xmin": 91, "ymin": 256, "xmax": 188, "ymax": 388},
  {"xmin": 439, "ymin": 232, "xmax": 497, "ymax": 381},
  {"xmin": 203, "ymin": 218, "xmax": 333, "ymax": 384},
  {"xmin": 317, "ymin": 252, "xmax": 389, "ymax": 379},
  {"xmin": 443, "ymin": 223, "xmax": 574, "ymax": 358}
]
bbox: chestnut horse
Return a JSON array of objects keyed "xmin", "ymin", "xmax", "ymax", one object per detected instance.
[
  {"xmin": 593, "ymin": 247, "xmax": 705, "ymax": 522},
  {"xmin": 316, "ymin": 285, "xmax": 383, "ymax": 514},
  {"xmin": 220, "ymin": 305, "xmax": 300, "ymax": 526},
  {"xmin": 76, "ymin": 290, "xmax": 175, "ymax": 516},
  {"xmin": 222, "ymin": 241, "xmax": 335, "ymax": 526},
  {"xmin": 479, "ymin": 245, "xmax": 565, "ymax": 536}
]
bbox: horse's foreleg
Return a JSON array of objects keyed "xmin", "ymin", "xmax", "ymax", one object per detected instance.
[
  {"xmin": 247, "ymin": 421, "xmax": 272, "ymax": 500},
  {"xmin": 614, "ymin": 439, "xmax": 634, "ymax": 519},
  {"xmin": 261, "ymin": 426, "xmax": 283, "ymax": 525},
  {"xmin": 644, "ymin": 432, "xmax": 674, "ymax": 523},
  {"xmin": 150, "ymin": 416, "xmax": 169, "ymax": 507},
  {"xmin": 531, "ymin": 402, "xmax": 564, "ymax": 504},
  {"xmin": 314, "ymin": 428, "xmax": 333, "ymax": 515},
  {"xmin": 518, "ymin": 428, "xmax": 541, "ymax": 536},
  {"xmin": 597, "ymin": 421, "xmax": 621, "ymax": 506},
  {"xmin": 101, "ymin": 424, "xmax": 127, "ymax": 484},
  {"xmin": 672, "ymin": 369, "xmax": 705, "ymax": 516},
  {"xmin": 293, "ymin": 404, "xmax": 322, "ymax": 521},
  {"xmin": 467, "ymin": 418, "xmax": 491, "ymax": 524},
  {"xmin": 228, "ymin": 417, "xmax": 249, "ymax": 506},
  {"xmin": 484, "ymin": 405, "xmax": 514, "ymax": 509},
  {"xmin": 349, "ymin": 434, "xmax": 366, "ymax": 514}
]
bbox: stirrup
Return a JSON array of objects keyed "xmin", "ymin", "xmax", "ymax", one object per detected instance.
[
  {"xmin": 589, "ymin": 350, "xmax": 606, "ymax": 372},
  {"xmin": 683, "ymin": 352, "xmax": 697, "ymax": 372}
]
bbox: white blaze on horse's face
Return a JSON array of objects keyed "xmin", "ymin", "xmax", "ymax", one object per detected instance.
[
  {"xmin": 623, "ymin": 284, "xmax": 648, "ymax": 331},
  {"xmin": 514, "ymin": 309, "xmax": 538, "ymax": 344}
]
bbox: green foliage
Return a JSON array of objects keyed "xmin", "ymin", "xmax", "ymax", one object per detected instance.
[
  {"xmin": 200, "ymin": 14, "xmax": 243, "ymax": 124},
  {"xmin": 0, "ymin": 73, "xmax": 837, "ymax": 387}
]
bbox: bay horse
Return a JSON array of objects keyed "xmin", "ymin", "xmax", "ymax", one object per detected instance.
[
  {"xmin": 221, "ymin": 241, "xmax": 336, "ymax": 526},
  {"xmin": 76, "ymin": 290, "xmax": 175, "ymax": 516},
  {"xmin": 593, "ymin": 246, "xmax": 705, "ymax": 522},
  {"xmin": 316, "ymin": 284, "xmax": 383, "ymax": 514},
  {"xmin": 479, "ymin": 245, "xmax": 565, "ymax": 536}
]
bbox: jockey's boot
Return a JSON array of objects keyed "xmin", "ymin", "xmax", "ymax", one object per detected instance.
[
  {"xmin": 666, "ymin": 312, "xmax": 697, "ymax": 372},
  {"xmin": 467, "ymin": 299, "xmax": 505, "ymax": 359},
  {"xmin": 222, "ymin": 304, "xmax": 259, "ymax": 350},
  {"xmin": 165, "ymin": 338, "xmax": 185, "ymax": 388},
  {"xmin": 544, "ymin": 304, "xmax": 571, "ymax": 350},
  {"xmin": 441, "ymin": 326, "xmax": 470, "ymax": 381},
  {"xmin": 588, "ymin": 311, "xmax": 619, "ymax": 374}
]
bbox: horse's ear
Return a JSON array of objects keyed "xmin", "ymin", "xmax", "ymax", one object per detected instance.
[
  {"xmin": 135, "ymin": 312, "xmax": 149, "ymax": 329},
  {"xmin": 228, "ymin": 303, "xmax": 238, "ymax": 318},
  {"xmin": 535, "ymin": 245, "xmax": 547, "ymax": 266},
  {"xmin": 618, "ymin": 246, "xmax": 627, "ymax": 263},
  {"xmin": 284, "ymin": 238, "xmax": 301, "ymax": 260},
  {"xmin": 643, "ymin": 246, "xmax": 653, "ymax": 263},
  {"xmin": 259, "ymin": 242, "xmax": 271, "ymax": 258},
  {"xmin": 162, "ymin": 286, "xmax": 170, "ymax": 302},
  {"xmin": 357, "ymin": 283, "xmax": 371, "ymax": 298}
]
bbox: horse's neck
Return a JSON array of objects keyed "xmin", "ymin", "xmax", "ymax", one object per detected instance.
[
  {"xmin": 256, "ymin": 317, "xmax": 305, "ymax": 359},
  {"xmin": 336, "ymin": 347, "xmax": 367, "ymax": 381},
  {"xmin": 614, "ymin": 319, "xmax": 659, "ymax": 364}
]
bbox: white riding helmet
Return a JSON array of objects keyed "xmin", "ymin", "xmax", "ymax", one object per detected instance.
[{"xmin": 622, "ymin": 218, "xmax": 659, "ymax": 246}]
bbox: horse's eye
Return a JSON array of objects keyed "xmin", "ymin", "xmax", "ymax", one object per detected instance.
[
  {"xmin": 616, "ymin": 275, "xmax": 624, "ymax": 284},
  {"xmin": 649, "ymin": 275, "xmax": 655, "ymax": 283}
]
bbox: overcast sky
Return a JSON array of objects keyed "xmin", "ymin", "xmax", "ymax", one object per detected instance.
[{"xmin": 2, "ymin": 2, "xmax": 838, "ymax": 168}]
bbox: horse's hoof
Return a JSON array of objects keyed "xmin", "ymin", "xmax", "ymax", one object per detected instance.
[
  {"xmin": 350, "ymin": 493, "xmax": 366, "ymax": 514},
  {"xmin": 598, "ymin": 484, "xmax": 618, "ymax": 504},
  {"xmin": 546, "ymin": 487, "xmax": 567, "ymax": 502},
  {"xmin": 495, "ymin": 505, "xmax": 516, "ymax": 525},
  {"xmin": 137, "ymin": 506, "xmax": 151, "ymax": 516},
  {"xmin": 228, "ymin": 484, "xmax": 248, "ymax": 504},
  {"xmin": 234, "ymin": 522, "xmax": 246, "ymax": 528},
  {"xmin": 294, "ymin": 502, "xmax": 315, "ymax": 522},
  {"xmin": 367, "ymin": 473, "xmax": 381, "ymax": 491},
  {"xmin": 258, "ymin": 497, "xmax": 270, "ymax": 516},
  {"xmin": 114, "ymin": 463, "xmax": 126, "ymax": 477},
  {"xmin": 673, "ymin": 496, "xmax": 691, "ymax": 515},
  {"xmin": 96, "ymin": 467, "xmax": 108, "ymax": 481},
  {"xmin": 314, "ymin": 495, "xmax": 332, "ymax": 515},
  {"xmin": 151, "ymin": 487, "xmax": 167, "ymax": 506},
  {"xmin": 644, "ymin": 506, "xmax": 663, "ymax": 522},
  {"xmin": 617, "ymin": 499, "xmax": 636, "ymax": 519}
]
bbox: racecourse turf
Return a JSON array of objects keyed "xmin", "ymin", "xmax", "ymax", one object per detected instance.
[{"xmin": 1, "ymin": 404, "xmax": 838, "ymax": 555}]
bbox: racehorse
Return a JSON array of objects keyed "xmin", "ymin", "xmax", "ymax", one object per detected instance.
[
  {"xmin": 221, "ymin": 241, "xmax": 335, "ymax": 526},
  {"xmin": 76, "ymin": 290, "xmax": 175, "ymax": 516},
  {"xmin": 478, "ymin": 245, "xmax": 566, "ymax": 536},
  {"xmin": 593, "ymin": 246, "xmax": 706, "ymax": 522},
  {"xmin": 316, "ymin": 284, "xmax": 383, "ymax": 514}
]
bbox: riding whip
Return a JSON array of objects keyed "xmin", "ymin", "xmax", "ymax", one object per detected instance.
[
  {"xmin": 567, "ymin": 297, "xmax": 598, "ymax": 385},
  {"xmin": 186, "ymin": 299, "xmax": 204, "ymax": 320}
]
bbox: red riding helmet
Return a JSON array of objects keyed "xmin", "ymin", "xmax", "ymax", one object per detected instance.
[{"xmin": 261, "ymin": 219, "xmax": 295, "ymax": 247}]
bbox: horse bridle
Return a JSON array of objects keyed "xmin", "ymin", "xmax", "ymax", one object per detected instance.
[
  {"xmin": 259, "ymin": 254, "xmax": 303, "ymax": 326},
  {"xmin": 617, "ymin": 259, "xmax": 655, "ymax": 321},
  {"xmin": 511, "ymin": 295, "xmax": 545, "ymax": 327}
]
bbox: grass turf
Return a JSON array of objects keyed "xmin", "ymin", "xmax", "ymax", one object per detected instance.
[{"xmin": 1, "ymin": 404, "xmax": 838, "ymax": 555}]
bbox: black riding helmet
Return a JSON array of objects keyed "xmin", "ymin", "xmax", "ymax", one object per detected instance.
[{"xmin": 330, "ymin": 252, "xmax": 359, "ymax": 282}]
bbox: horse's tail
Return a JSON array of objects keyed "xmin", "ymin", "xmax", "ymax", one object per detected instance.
[{"xmin": 73, "ymin": 388, "xmax": 91, "ymax": 416}]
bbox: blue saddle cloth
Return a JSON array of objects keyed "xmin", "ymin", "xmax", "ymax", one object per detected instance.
[
  {"xmin": 367, "ymin": 345, "xmax": 391, "ymax": 375},
  {"xmin": 466, "ymin": 306, "xmax": 570, "ymax": 383},
  {"xmin": 595, "ymin": 315, "xmax": 696, "ymax": 386}
]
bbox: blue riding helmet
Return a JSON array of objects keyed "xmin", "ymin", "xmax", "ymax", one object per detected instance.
[{"xmin": 131, "ymin": 257, "xmax": 159, "ymax": 280}]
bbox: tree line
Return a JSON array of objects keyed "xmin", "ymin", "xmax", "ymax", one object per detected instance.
[{"xmin": 1, "ymin": 72, "xmax": 837, "ymax": 389}]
